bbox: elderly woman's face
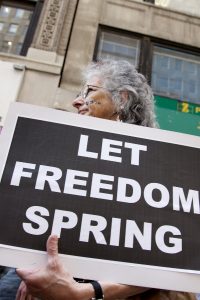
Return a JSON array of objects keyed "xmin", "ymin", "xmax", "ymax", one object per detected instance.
[{"xmin": 72, "ymin": 77, "xmax": 118, "ymax": 120}]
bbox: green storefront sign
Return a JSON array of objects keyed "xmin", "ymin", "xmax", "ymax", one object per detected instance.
[{"xmin": 155, "ymin": 96, "xmax": 200, "ymax": 137}]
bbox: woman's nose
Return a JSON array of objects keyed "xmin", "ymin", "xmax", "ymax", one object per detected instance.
[{"xmin": 72, "ymin": 96, "xmax": 84, "ymax": 109}]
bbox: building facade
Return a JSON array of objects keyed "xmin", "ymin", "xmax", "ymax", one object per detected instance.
[{"xmin": 0, "ymin": 0, "xmax": 200, "ymax": 136}]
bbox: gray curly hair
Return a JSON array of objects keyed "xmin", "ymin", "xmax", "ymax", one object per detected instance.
[{"xmin": 83, "ymin": 59, "xmax": 157, "ymax": 128}]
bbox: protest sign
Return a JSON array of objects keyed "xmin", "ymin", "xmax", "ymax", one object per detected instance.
[{"xmin": 0, "ymin": 102, "xmax": 200, "ymax": 292}]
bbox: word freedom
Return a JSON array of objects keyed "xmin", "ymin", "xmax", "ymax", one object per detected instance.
[
  {"xmin": 11, "ymin": 162, "xmax": 198, "ymax": 211},
  {"xmin": 9, "ymin": 134, "xmax": 199, "ymax": 254}
]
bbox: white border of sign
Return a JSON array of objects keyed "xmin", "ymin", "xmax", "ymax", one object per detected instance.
[{"xmin": 0, "ymin": 103, "xmax": 200, "ymax": 292}]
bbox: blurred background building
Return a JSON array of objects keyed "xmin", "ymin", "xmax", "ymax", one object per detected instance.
[{"xmin": 0, "ymin": 0, "xmax": 199, "ymax": 136}]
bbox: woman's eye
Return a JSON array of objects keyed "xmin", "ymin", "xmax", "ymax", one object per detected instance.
[{"xmin": 87, "ymin": 88, "xmax": 95, "ymax": 95}]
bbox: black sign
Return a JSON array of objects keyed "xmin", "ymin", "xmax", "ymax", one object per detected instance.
[{"xmin": 0, "ymin": 114, "xmax": 200, "ymax": 273}]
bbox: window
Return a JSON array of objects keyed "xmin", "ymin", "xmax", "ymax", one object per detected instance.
[
  {"xmin": 8, "ymin": 23, "xmax": 18, "ymax": 33},
  {"xmin": 0, "ymin": 6, "xmax": 10, "ymax": 17},
  {"xmin": 21, "ymin": 25, "xmax": 29, "ymax": 39},
  {"xmin": 0, "ymin": 1, "xmax": 44, "ymax": 56},
  {"xmin": 0, "ymin": 22, "xmax": 4, "ymax": 31},
  {"xmin": 152, "ymin": 46, "xmax": 200, "ymax": 104},
  {"xmin": 15, "ymin": 42, "xmax": 22, "ymax": 54},
  {"xmin": 15, "ymin": 9, "xmax": 24, "ymax": 19},
  {"xmin": 0, "ymin": 40, "xmax": 11, "ymax": 53},
  {"xmin": 95, "ymin": 30, "xmax": 141, "ymax": 68}
]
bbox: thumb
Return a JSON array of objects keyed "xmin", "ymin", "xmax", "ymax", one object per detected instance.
[
  {"xmin": 47, "ymin": 235, "xmax": 59, "ymax": 260},
  {"xmin": 16, "ymin": 268, "xmax": 36, "ymax": 280}
]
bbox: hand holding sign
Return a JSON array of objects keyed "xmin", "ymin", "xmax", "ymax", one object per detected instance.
[
  {"xmin": 16, "ymin": 235, "xmax": 94, "ymax": 300},
  {"xmin": 16, "ymin": 235, "xmax": 148, "ymax": 300}
]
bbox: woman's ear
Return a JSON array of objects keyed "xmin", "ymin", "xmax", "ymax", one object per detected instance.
[
  {"xmin": 120, "ymin": 91, "xmax": 129, "ymax": 105},
  {"xmin": 118, "ymin": 91, "xmax": 128, "ymax": 122}
]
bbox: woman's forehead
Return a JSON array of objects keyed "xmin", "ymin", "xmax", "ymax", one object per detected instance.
[{"xmin": 86, "ymin": 76, "xmax": 103, "ymax": 87}]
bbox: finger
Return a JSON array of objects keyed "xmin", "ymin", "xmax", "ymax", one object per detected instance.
[
  {"xmin": 47, "ymin": 235, "xmax": 59, "ymax": 259},
  {"xmin": 15, "ymin": 281, "xmax": 24, "ymax": 300},
  {"xmin": 15, "ymin": 281, "xmax": 27, "ymax": 300},
  {"xmin": 15, "ymin": 284, "xmax": 22, "ymax": 300}
]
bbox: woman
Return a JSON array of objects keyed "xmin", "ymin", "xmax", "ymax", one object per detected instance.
[
  {"xmin": 8, "ymin": 59, "xmax": 197, "ymax": 300},
  {"xmin": 73, "ymin": 59, "xmax": 156, "ymax": 127}
]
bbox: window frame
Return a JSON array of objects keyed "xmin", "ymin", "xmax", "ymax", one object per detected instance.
[
  {"xmin": 93, "ymin": 26, "xmax": 143, "ymax": 70},
  {"xmin": 94, "ymin": 25, "xmax": 200, "ymax": 103},
  {"xmin": 151, "ymin": 42, "xmax": 200, "ymax": 103},
  {"xmin": 0, "ymin": 0, "xmax": 44, "ymax": 56},
  {"xmin": 93, "ymin": 26, "xmax": 153, "ymax": 82}
]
